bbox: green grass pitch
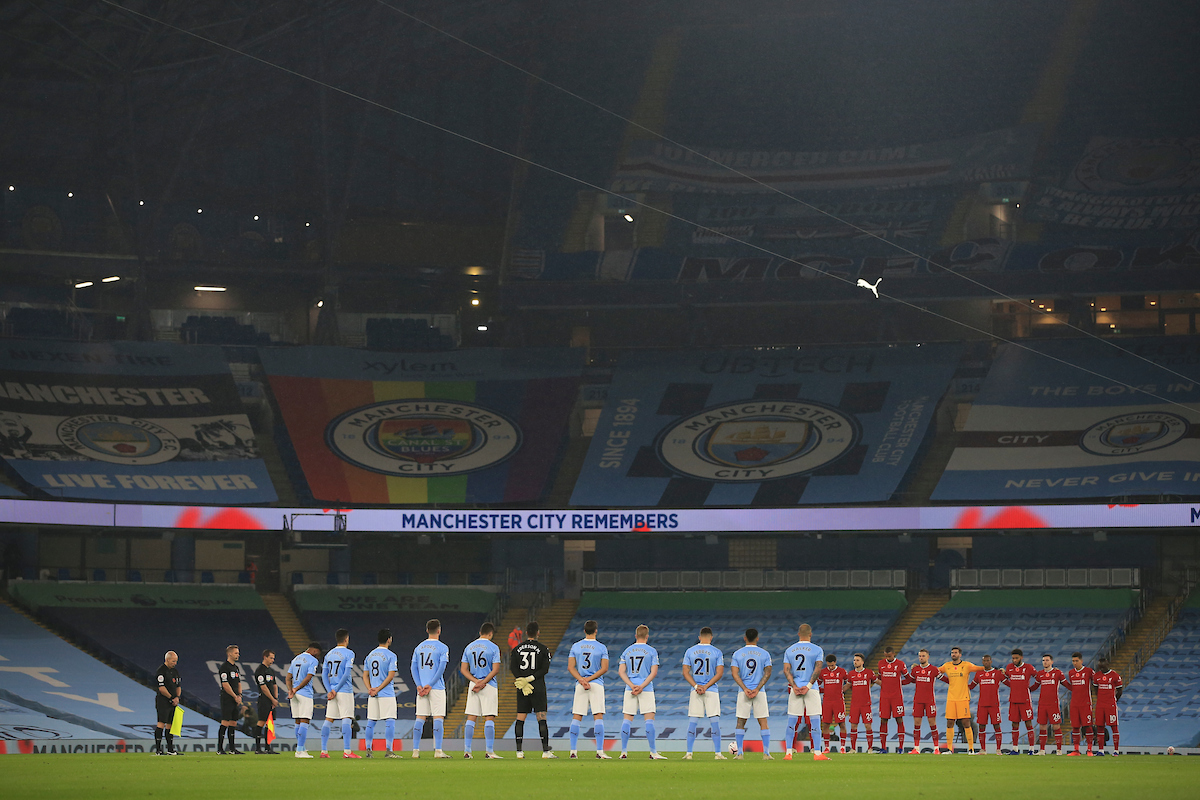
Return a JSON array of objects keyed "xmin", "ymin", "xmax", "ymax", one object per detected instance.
[{"xmin": 5, "ymin": 753, "xmax": 1199, "ymax": 799}]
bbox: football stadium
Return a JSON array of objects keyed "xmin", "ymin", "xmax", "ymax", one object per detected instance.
[{"xmin": 1, "ymin": 1, "xmax": 1199, "ymax": 797}]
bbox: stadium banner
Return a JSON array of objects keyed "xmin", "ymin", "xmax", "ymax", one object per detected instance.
[
  {"xmin": 0, "ymin": 340, "xmax": 275, "ymax": 504},
  {"xmin": 259, "ymin": 347, "xmax": 583, "ymax": 504},
  {"xmin": 569, "ymin": 344, "xmax": 962, "ymax": 506},
  {"xmin": 610, "ymin": 126, "xmax": 1038, "ymax": 194},
  {"xmin": 1065, "ymin": 136, "xmax": 1200, "ymax": 193},
  {"xmin": 8, "ymin": 581, "xmax": 265, "ymax": 611},
  {"xmin": 291, "ymin": 585, "xmax": 500, "ymax": 613},
  {"xmin": 933, "ymin": 337, "xmax": 1200, "ymax": 501},
  {"xmin": 1028, "ymin": 184, "xmax": 1200, "ymax": 232},
  {"xmin": 1, "ymin": 496, "xmax": 1200, "ymax": 531}
]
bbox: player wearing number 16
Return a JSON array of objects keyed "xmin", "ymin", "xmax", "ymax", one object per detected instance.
[
  {"xmin": 320, "ymin": 629, "xmax": 359, "ymax": 759},
  {"xmin": 460, "ymin": 623, "xmax": 503, "ymax": 759},
  {"xmin": 618, "ymin": 625, "xmax": 666, "ymax": 760},
  {"xmin": 411, "ymin": 618, "xmax": 451, "ymax": 758},
  {"xmin": 363, "ymin": 629, "xmax": 400, "ymax": 758}
]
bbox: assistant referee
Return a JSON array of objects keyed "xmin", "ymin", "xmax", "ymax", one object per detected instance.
[{"xmin": 153, "ymin": 651, "xmax": 181, "ymax": 756}]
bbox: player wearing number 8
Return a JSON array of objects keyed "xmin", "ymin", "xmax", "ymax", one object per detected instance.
[
  {"xmin": 460, "ymin": 623, "xmax": 503, "ymax": 759},
  {"xmin": 363, "ymin": 629, "xmax": 400, "ymax": 758},
  {"xmin": 411, "ymin": 619, "xmax": 451, "ymax": 758}
]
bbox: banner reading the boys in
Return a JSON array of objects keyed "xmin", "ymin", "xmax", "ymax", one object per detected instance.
[
  {"xmin": 933, "ymin": 337, "xmax": 1200, "ymax": 501},
  {"xmin": 570, "ymin": 344, "xmax": 961, "ymax": 507},
  {"xmin": 260, "ymin": 347, "xmax": 583, "ymax": 504},
  {"xmin": 0, "ymin": 340, "xmax": 275, "ymax": 503}
]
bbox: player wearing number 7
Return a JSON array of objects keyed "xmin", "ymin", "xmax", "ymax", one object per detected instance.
[
  {"xmin": 618, "ymin": 625, "xmax": 666, "ymax": 760},
  {"xmin": 460, "ymin": 623, "xmax": 503, "ymax": 759},
  {"xmin": 411, "ymin": 618, "xmax": 451, "ymax": 758}
]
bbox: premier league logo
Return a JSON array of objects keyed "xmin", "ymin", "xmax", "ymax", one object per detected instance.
[
  {"xmin": 1079, "ymin": 411, "xmax": 1190, "ymax": 456},
  {"xmin": 657, "ymin": 399, "xmax": 859, "ymax": 482},
  {"xmin": 326, "ymin": 399, "xmax": 521, "ymax": 476},
  {"xmin": 57, "ymin": 415, "xmax": 180, "ymax": 465}
]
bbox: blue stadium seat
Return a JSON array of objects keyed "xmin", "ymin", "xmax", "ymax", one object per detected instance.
[
  {"xmin": 56, "ymin": 568, "xmax": 71, "ymax": 581},
  {"xmin": 127, "ymin": 569, "xmax": 142, "ymax": 582},
  {"xmin": 92, "ymin": 569, "xmax": 106, "ymax": 582},
  {"xmin": 292, "ymin": 572, "xmax": 304, "ymax": 585},
  {"xmin": 237, "ymin": 571, "xmax": 251, "ymax": 584},
  {"xmin": 201, "ymin": 571, "xmax": 214, "ymax": 583},
  {"xmin": 163, "ymin": 569, "xmax": 177, "ymax": 583}
]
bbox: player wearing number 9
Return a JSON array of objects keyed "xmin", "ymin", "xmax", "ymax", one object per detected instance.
[
  {"xmin": 410, "ymin": 619, "xmax": 451, "ymax": 758},
  {"xmin": 731, "ymin": 629, "xmax": 774, "ymax": 760}
]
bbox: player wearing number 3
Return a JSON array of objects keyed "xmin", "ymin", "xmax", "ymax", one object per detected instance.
[
  {"xmin": 411, "ymin": 618, "xmax": 450, "ymax": 758},
  {"xmin": 618, "ymin": 625, "xmax": 666, "ymax": 760},
  {"xmin": 567, "ymin": 620, "xmax": 611, "ymax": 759},
  {"xmin": 460, "ymin": 622, "xmax": 503, "ymax": 759}
]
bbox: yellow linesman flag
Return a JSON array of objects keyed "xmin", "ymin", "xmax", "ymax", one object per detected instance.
[
  {"xmin": 169, "ymin": 706, "xmax": 184, "ymax": 737},
  {"xmin": 266, "ymin": 711, "xmax": 275, "ymax": 743}
]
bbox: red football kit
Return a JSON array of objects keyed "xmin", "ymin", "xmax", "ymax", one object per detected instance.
[
  {"xmin": 876, "ymin": 658, "xmax": 908, "ymax": 719},
  {"xmin": 1067, "ymin": 666, "xmax": 1095, "ymax": 727},
  {"xmin": 1035, "ymin": 667, "xmax": 1065, "ymax": 725},
  {"xmin": 970, "ymin": 667, "xmax": 1007, "ymax": 726},
  {"xmin": 909, "ymin": 663, "xmax": 940, "ymax": 718},
  {"xmin": 847, "ymin": 668, "xmax": 875, "ymax": 724},
  {"xmin": 1004, "ymin": 661, "xmax": 1037, "ymax": 723},
  {"xmin": 1093, "ymin": 669, "xmax": 1123, "ymax": 727},
  {"xmin": 818, "ymin": 666, "xmax": 848, "ymax": 724}
]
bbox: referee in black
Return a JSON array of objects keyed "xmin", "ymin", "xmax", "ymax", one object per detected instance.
[
  {"xmin": 218, "ymin": 644, "xmax": 245, "ymax": 755},
  {"xmin": 510, "ymin": 621, "xmax": 554, "ymax": 758},
  {"xmin": 253, "ymin": 649, "xmax": 280, "ymax": 754},
  {"xmin": 153, "ymin": 650, "xmax": 181, "ymax": 756}
]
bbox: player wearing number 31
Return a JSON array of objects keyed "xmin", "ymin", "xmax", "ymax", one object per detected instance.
[
  {"xmin": 460, "ymin": 622, "xmax": 503, "ymax": 759},
  {"xmin": 618, "ymin": 625, "xmax": 667, "ymax": 760},
  {"xmin": 411, "ymin": 618, "xmax": 451, "ymax": 758}
]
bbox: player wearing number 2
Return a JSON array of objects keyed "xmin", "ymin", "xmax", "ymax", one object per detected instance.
[
  {"xmin": 784, "ymin": 623, "xmax": 829, "ymax": 761},
  {"xmin": 567, "ymin": 620, "xmax": 612, "ymax": 759},
  {"xmin": 460, "ymin": 622, "xmax": 503, "ymax": 759},
  {"xmin": 618, "ymin": 625, "xmax": 666, "ymax": 760},
  {"xmin": 731, "ymin": 628, "xmax": 774, "ymax": 760},
  {"xmin": 511, "ymin": 621, "xmax": 554, "ymax": 758},
  {"xmin": 682, "ymin": 627, "xmax": 726, "ymax": 760},
  {"xmin": 411, "ymin": 619, "xmax": 451, "ymax": 759}
]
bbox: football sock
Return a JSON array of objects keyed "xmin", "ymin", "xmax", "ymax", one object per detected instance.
[
  {"xmin": 896, "ymin": 721, "xmax": 905, "ymax": 751},
  {"xmin": 930, "ymin": 727, "xmax": 940, "ymax": 749},
  {"xmin": 1039, "ymin": 731, "xmax": 1047, "ymax": 751},
  {"xmin": 621, "ymin": 720, "xmax": 632, "ymax": 751},
  {"xmin": 1072, "ymin": 730, "xmax": 1080, "ymax": 750},
  {"xmin": 686, "ymin": 721, "xmax": 697, "ymax": 753},
  {"xmin": 165, "ymin": 732, "xmax": 174, "ymax": 752},
  {"xmin": 965, "ymin": 724, "xmax": 975, "ymax": 750},
  {"xmin": 464, "ymin": 720, "xmax": 476, "ymax": 753},
  {"xmin": 1055, "ymin": 730, "xmax": 1062, "ymax": 752},
  {"xmin": 1011, "ymin": 726, "xmax": 1019, "ymax": 748},
  {"xmin": 320, "ymin": 720, "xmax": 332, "ymax": 751},
  {"xmin": 154, "ymin": 728, "xmax": 163, "ymax": 752},
  {"xmin": 569, "ymin": 721, "xmax": 580, "ymax": 750},
  {"xmin": 850, "ymin": 728, "xmax": 858, "ymax": 750},
  {"xmin": 760, "ymin": 728, "xmax": 771, "ymax": 753},
  {"xmin": 879, "ymin": 718, "xmax": 888, "ymax": 744},
  {"xmin": 413, "ymin": 718, "xmax": 425, "ymax": 750},
  {"xmin": 364, "ymin": 720, "xmax": 376, "ymax": 750},
  {"xmin": 594, "ymin": 720, "xmax": 605, "ymax": 749},
  {"xmin": 646, "ymin": 721, "xmax": 657, "ymax": 752},
  {"xmin": 384, "ymin": 719, "xmax": 395, "ymax": 751},
  {"xmin": 808, "ymin": 717, "xmax": 822, "ymax": 753},
  {"xmin": 485, "ymin": 720, "xmax": 495, "ymax": 752},
  {"xmin": 735, "ymin": 728, "xmax": 745, "ymax": 753},
  {"xmin": 539, "ymin": 719, "xmax": 550, "ymax": 751},
  {"xmin": 341, "ymin": 720, "xmax": 351, "ymax": 752},
  {"xmin": 785, "ymin": 715, "xmax": 798, "ymax": 749},
  {"xmin": 433, "ymin": 718, "xmax": 444, "ymax": 751},
  {"xmin": 1027, "ymin": 727, "xmax": 1036, "ymax": 747},
  {"xmin": 253, "ymin": 726, "xmax": 261, "ymax": 749},
  {"xmin": 515, "ymin": 719, "xmax": 525, "ymax": 750},
  {"xmin": 709, "ymin": 718, "xmax": 722, "ymax": 752},
  {"xmin": 1112, "ymin": 726, "xmax": 1119, "ymax": 751},
  {"xmin": 296, "ymin": 724, "xmax": 308, "ymax": 750}
]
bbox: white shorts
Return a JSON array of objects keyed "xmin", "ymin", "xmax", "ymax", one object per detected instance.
[
  {"xmin": 465, "ymin": 685, "xmax": 499, "ymax": 717},
  {"xmin": 325, "ymin": 691, "xmax": 355, "ymax": 720},
  {"xmin": 416, "ymin": 688, "xmax": 447, "ymax": 718},
  {"xmin": 687, "ymin": 689, "xmax": 721, "ymax": 718},
  {"xmin": 736, "ymin": 690, "xmax": 769, "ymax": 720},
  {"xmin": 290, "ymin": 695, "xmax": 314, "ymax": 720},
  {"xmin": 572, "ymin": 683, "xmax": 606, "ymax": 716},
  {"xmin": 367, "ymin": 696, "xmax": 398, "ymax": 721},
  {"xmin": 787, "ymin": 688, "xmax": 822, "ymax": 717},
  {"xmin": 622, "ymin": 690, "xmax": 656, "ymax": 716}
]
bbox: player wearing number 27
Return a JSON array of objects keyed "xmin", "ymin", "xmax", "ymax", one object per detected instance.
[
  {"xmin": 460, "ymin": 622, "xmax": 503, "ymax": 759},
  {"xmin": 320, "ymin": 630, "xmax": 359, "ymax": 759},
  {"xmin": 618, "ymin": 625, "xmax": 666, "ymax": 760},
  {"xmin": 411, "ymin": 618, "xmax": 451, "ymax": 758}
]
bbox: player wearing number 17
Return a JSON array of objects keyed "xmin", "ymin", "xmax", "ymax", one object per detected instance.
[
  {"xmin": 460, "ymin": 623, "xmax": 503, "ymax": 759},
  {"xmin": 411, "ymin": 618, "xmax": 451, "ymax": 758},
  {"xmin": 618, "ymin": 625, "xmax": 666, "ymax": 760},
  {"xmin": 320, "ymin": 629, "xmax": 359, "ymax": 759}
]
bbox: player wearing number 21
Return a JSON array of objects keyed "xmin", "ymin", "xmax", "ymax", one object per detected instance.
[
  {"xmin": 411, "ymin": 618, "xmax": 451, "ymax": 758},
  {"xmin": 682, "ymin": 627, "xmax": 726, "ymax": 760},
  {"xmin": 460, "ymin": 622, "xmax": 503, "ymax": 759},
  {"xmin": 618, "ymin": 625, "xmax": 667, "ymax": 760}
]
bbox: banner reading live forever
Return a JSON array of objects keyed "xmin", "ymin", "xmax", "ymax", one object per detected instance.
[
  {"xmin": 933, "ymin": 337, "xmax": 1200, "ymax": 501},
  {"xmin": 570, "ymin": 344, "xmax": 961, "ymax": 507},
  {"xmin": 260, "ymin": 347, "xmax": 583, "ymax": 504},
  {"xmin": 0, "ymin": 340, "xmax": 275, "ymax": 503}
]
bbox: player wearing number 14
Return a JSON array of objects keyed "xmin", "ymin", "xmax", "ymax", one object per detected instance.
[
  {"xmin": 411, "ymin": 619, "xmax": 451, "ymax": 758},
  {"xmin": 460, "ymin": 623, "xmax": 503, "ymax": 759}
]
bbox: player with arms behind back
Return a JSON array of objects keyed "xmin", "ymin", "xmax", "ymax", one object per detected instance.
[
  {"xmin": 876, "ymin": 646, "xmax": 909, "ymax": 753},
  {"xmin": 411, "ymin": 618, "xmax": 451, "ymax": 758},
  {"xmin": 320, "ymin": 628, "xmax": 358, "ymax": 759},
  {"xmin": 460, "ymin": 622, "xmax": 503, "ymax": 759},
  {"xmin": 511, "ymin": 621, "xmax": 554, "ymax": 758},
  {"xmin": 909, "ymin": 649, "xmax": 942, "ymax": 754},
  {"xmin": 285, "ymin": 642, "xmax": 321, "ymax": 758},
  {"xmin": 682, "ymin": 627, "xmax": 726, "ymax": 760},
  {"xmin": 1092, "ymin": 656, "xmax": 1123, "ymax": 756},
  {"xmin": 783, "ymin": 623, "xmax": 828, "ymax": 761},
  {"xmin": 618, "ymin": 625, "xmax": 666, "ymax": 760},
  {"xmin": 1004, "ymin": 648, "xmax": 1037, "ymax": 754},
  {"xmin": 847, "ymin": 653, "xmax": 877, "ymax": 753},
  {"xmin": 818, "ymin": 655, "xmax": 850, "ymax": 754},
  {"xmin": 567, "ymin": 619, "xmax": 611, "ymax": 759},
  {"xmin": 364, "ymin": 629, "xmax": 400, "ymax": 758},
  {"xmin": 732, "ymin": 628, "xmax": 774, "ymax": 760},
  {"xmin": 1066, "ymin": 651, "xmax": 1095, "ymax": 756},
  {"xmin": 969, "ymin": 653, "xmax": 1007, "ymax": 754}
]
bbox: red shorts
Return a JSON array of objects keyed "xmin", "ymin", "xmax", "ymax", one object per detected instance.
[
  {"xmin": 1069, "ymin": 705, "xmax": 1093, "ymax": 727},
  {"xmin": 1037, "ymin": 705, "xmax": 1062, "ymax": 725},
  {"xmin": 977, "ymin": 705, "xmax": 1001, "ymax": 726},
  {"xmin": 879, "ymin": 697, "xmax": 905, "ymax": 719},
  {"xmin": 1008, "ymin": 702, "xmax": 1033, "ymax": 723},
  {"xmin": 912, "ymin": 702, "xmax": 937, "ymax": 719},
  {"xmin": 1095, "ymin": 705, "xmax": 1119, "ymax": 726},
  {"xmin": 849, "ymin": 705, "xmax": 873, "ymax": 725},
  {"xmin": 822, "ymin": 707, "xmax": 846, "ymax": 725}
]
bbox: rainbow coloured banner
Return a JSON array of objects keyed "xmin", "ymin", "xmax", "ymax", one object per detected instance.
[{"xmin": 259, "ymin": 347, "xmax": 583, "ymax": 505}]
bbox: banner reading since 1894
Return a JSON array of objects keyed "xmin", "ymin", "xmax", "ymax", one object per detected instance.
[
  {"xmin": 0, "ymin": 341, "xmax": 275, "ymax": 503},
  {"xmin": 570, "ymin": 344, "xmax": 961, "ymax": 507}
]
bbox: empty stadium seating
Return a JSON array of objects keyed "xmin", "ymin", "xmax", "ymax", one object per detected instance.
[
  {"xmin": 1121, "ymin": 599, "xmax": 1200, "ymax": 748},
  {"xmin": 180, "ymin": 315, "xmax": 271, "ymax": 345},
  {"xmin": 365, "ymin": 316, "xmax": 454, "ymax": 351},
  {"xmin": 3, "ymin": 307, "xmax": 79, "ymax": 340},
  {"xmin": 534, "ymin": 590, "xmax": 905, "ymax": 743}
]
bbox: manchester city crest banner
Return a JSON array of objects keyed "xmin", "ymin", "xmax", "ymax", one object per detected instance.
[
  {"xmin": 569, "ymin": 344, "xmax": 961, "ymax": 507},
  {"xmin": 259, "ymin": 347, "xmax": 583, "ymax": 505},
  {"xmin": 0, "ymin": 341, "xmax": 275, "ymax": 503},
  {"xmin": 932, "ymin": 337, "xmax": 1200, "ymax": 502}
]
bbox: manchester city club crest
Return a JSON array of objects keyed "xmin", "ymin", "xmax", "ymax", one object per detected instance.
[
  {"xmin": 656, "ymin": 399, "xmax": 859, "ymax": 481},
  {"xmin": 325, "ymin": 399, "xmax": 521, "ymax": 476},
  {"xmin": 1078, "ymin": 411, "xmax": 1191, "ymax": 457},
  {"xmin": 56, "ymin": 415, "xmax": 180, "ymax": 465}
]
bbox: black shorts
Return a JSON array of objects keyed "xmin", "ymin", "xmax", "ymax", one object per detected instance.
[
  {"xmin": 257, "ymin": 698, "xmax": 276, "ymax": 721},
  {"xmin": 155, "ymin": 698, "xmax": 175, "ymax": 726},
  {"xmin": 220, "ymin": 695, "xmax": 241, "ymax": 722},
  {"xmin": 516, "ymin": 683, "xmax": 548, "ymax": 715}
]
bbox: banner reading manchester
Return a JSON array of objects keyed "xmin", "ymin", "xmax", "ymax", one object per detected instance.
[
  {"xmin": 260, "ymin": 347, "xmax": 583, "ymax": 504},
  {"xmin": 933, "ymin": 337, "xmax": 1200, "ymax": 501},
  {"xmin": 0, "ymin": 341, "xmax": 275, "ymax": 503},
  {"xmin": 570, "ymin": 345, "xmax": 961, "ymax": 507}
]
